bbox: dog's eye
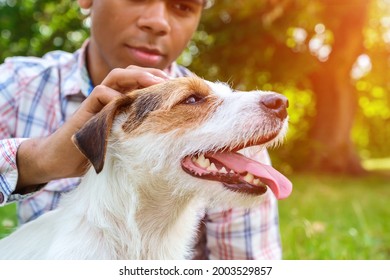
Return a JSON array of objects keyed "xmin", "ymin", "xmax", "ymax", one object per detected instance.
[
  {"xmin": 183, "ymin": 95, "xmax": 204, "ymax": 105},
  {"xmin": 185, "ymin": 96, "xmax": 199, "ymax": 104}
]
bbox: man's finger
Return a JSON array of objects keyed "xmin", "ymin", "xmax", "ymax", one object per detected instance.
[
  {"xmin": 85, "ymin": 85, "xmax": 122, "ymax": 114},
  {"xmin": 101, "ymin": 67, "xmax": 169, "ymax": 92}
]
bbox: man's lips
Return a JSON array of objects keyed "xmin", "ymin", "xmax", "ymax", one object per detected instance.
[{"xmin": 125, "ymin": 45, "xmax": 165, "ymax": 66}]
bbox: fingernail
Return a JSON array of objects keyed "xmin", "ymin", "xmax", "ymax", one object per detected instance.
[
  {"xmin": 152, "ymin": 75, "xmax": 166, "ymax": 82},
  {"xmin": 147, "ymin": 73, "xmax": 165, "ymax": 82},
  {"xmin": 162, "ymin": 72, "xmax": 172, "ymax": 79}
]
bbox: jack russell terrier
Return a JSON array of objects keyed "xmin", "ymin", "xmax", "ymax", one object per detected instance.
[{"xmin": 0, "ymin": 76, "xmax": 292, "ymax": 259}]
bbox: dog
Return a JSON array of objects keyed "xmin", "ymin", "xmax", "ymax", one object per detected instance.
[{"xmin": 0, "ymin": 76, "xmax": 292, "ymax": 259}]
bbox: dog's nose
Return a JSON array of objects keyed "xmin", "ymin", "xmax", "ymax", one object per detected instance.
[{"xmin": 260, "ymin": 94, "xmax": 289, "ymax": 120}]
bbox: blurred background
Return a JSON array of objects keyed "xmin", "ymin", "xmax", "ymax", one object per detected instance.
[{"xmin": 0, "ymin": 0, "xmax": 389, "ymax": 259}]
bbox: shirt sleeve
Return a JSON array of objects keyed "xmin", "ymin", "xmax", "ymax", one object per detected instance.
[
  {"xmin": 0, "ymin": 139, "xmax": 26, "ymax": 206},
  {"xmin": 205, "ymin": 148, "xmax": 282, "ymax": 260},
  {"xmin": 0, "ymin": 60, "xmax": 27, "ymax": 205}
]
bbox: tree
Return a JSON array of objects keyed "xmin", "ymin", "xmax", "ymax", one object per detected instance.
[{"xmin": 306, "ymin": 0, "xmax": 371, "ymax": 174}]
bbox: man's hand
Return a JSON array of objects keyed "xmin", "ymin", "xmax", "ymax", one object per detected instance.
[{"xmin": 15, "ymin": 66, "xmax": 169, "ymax": 193}]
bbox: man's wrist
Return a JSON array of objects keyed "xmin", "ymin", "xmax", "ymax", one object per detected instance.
[{"xmin": 15, "ymin": 138, "xmax": 50, "ymax": 193}]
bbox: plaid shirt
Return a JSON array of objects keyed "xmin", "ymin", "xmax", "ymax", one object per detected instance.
[{"xmin": 0, "ymin": 41, "xmax": 282, "ymax": 259}]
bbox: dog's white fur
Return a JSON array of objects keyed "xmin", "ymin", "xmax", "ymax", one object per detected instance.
[{"xmin": 0, "ymin": 77, "xmax": 289, "ymax": 259}]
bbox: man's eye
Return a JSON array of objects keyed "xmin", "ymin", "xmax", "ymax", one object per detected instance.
[
  {"xmin": 183, "ymin": 95, "xmax": 203, "ymax": 104},
  {"xmin": 174, "ymin": 4, "xmax": 193, "ymax": 12}
]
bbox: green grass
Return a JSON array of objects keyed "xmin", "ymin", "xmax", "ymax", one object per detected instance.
[
  {"xmin": 0, "ymin": 202, "xmax": 17, "ymax": 238},
  {"xmin": 1, "ymin": 173, "xmax": 389, "ymax": 259},
  {"xmin": 279, "ymin": 173, "xmax": 390, "ymax": 259}
]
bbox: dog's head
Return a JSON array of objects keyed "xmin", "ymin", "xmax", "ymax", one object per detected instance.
[{"xmin": 72, "ymin": 77, "xmax": 292, "ymax": 204}]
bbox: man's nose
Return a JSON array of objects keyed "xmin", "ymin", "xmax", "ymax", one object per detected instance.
[{"xmin": 137, "ymin": 2, "xmax": 171, "ymax": 36}]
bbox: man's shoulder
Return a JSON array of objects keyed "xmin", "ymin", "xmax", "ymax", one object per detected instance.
[{"xmin": 2, "ymin": 49, "xmax": 79, "ymax": 81}]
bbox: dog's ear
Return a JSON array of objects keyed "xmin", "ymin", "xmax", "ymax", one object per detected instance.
[{"xmin": 72, "ymin": 95, "xmax": 133, "ymax": 174}]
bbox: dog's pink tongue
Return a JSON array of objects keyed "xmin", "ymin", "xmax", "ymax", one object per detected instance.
[{"xmin": 209, "ymin": 151, "xmax": 292, "ymax": 199}]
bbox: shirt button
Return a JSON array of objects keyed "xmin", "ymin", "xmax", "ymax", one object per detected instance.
[{"xmin": 0, "ymin": 192, "xmax": 4, "ymax": 204}]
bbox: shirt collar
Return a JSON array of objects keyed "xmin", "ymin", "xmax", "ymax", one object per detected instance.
[
  {"xmin": 79, "ymin": 40, "xmax": 94, "ymax": 97},
  {"xmin": 59, "ymin": 39, "xmax": 91, "ymax": 98}
]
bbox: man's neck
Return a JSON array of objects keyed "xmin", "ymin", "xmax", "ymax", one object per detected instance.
[{"xmin": 85, "ymin": 39, "xmax": 110, "ymax": 86}]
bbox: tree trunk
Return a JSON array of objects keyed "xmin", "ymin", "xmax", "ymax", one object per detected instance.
[{"xmin": 307, "ymin": 0, "xmax": 370, "ymax": 174}]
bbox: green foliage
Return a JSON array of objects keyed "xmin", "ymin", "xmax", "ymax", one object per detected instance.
[
  {"xmin": 354, "ymin": 81, "xmax": 390, "ymax": 159},
  {"xmin": 190, "ymin": 0, "xmax": 321, "ymax": 84},
  {"xmin": 0, "ymin": 0, "xmax": 87, "ymax": 62}
]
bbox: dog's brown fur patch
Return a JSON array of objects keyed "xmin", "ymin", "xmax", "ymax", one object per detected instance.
[{"xmin": 125, "ymin": 77, "xmax": 221, "ymax": 136}]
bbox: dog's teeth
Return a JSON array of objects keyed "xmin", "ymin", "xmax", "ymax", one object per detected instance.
[
  {"xmin": 229, "ymin": 170, "xmax": 235, "ymax": 174},
  {"xmin": 253, "ymin": 178, "xmax": 267, "ymax": 187},
  {"xmin": 220, "ymin": 167, "xmax": 228, "ymax": 174},
  {"xmin": 207, "ymin": 163, "xmax": 218, "ymax": 172},
  {"xmin": 196, "ymin": 154, "xmax": 211, "ymax": 168},
  {"xmin": 204, "ymin": 158, "xmax": 210, "ymax": 167},
  {"xmin": 243, "ymin": 172, "xmax": 254, "ymax": 183}
]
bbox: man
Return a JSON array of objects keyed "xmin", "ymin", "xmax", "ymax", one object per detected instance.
[{"xmin": 0, "ymin": 0, "xmax": 282, "ymax": 259}]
